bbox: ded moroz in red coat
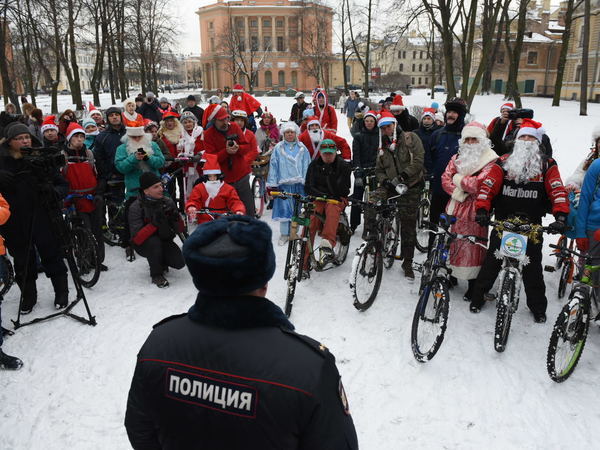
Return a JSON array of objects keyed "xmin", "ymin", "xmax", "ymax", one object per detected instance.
[
  {"xmin": 312, "ymin": 88, "xmax": 338, "ymax": 133},
  {"xmin": 203, "ymin": 122, "xmax": 252, "ymax": 184},
  {"xmin": 229, "ymin": 85, "xmax": 262, "ymax": 116},
  {"xmin": 185, "ymin": 182, "xmax": 246, "ymax": 224},
  {"xmin": 241, "ymin": 127, "xmax": 259, "ymax": 166},
  {"xmin": 299, "ymin": 129, "xmax": 351, "ymax": 161},
  {"xmin": 441, "ymin": 146, "xmax": 498, "ymax": 280}
]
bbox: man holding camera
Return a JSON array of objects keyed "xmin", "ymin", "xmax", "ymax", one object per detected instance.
[
  {"xmin": 202, "ymin": 104, "xmax": 255, "ymax": 217},
  {"xmin": 491, "ymin": 107, "xmax": 554, "ymax": 157},
  {"xmin": 0, "ymin": 123, "xmax": 70, "ymax": 314},
  {"xmin": 138, "ymin": 92, "xmax": 162, "ymax": 124}
]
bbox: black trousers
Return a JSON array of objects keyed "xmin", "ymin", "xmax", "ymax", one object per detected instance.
[
  {"xmin": 121, "ymin": 197, "xmax": 138, "ymax": 247},
  {"xmin": 428, "ymin": 191, "xmax": 450, "ymax": 251},
  {"xmin": 133, "ymin": 236, "xmax": 185, "ymax": 277},
  {"xmin": 470, "ymin": 230, "xmax": 546, "ymax": 314},
  {"xmin": 80, "ymin": 209, "xmax": 105, "ymax": 263},
  {"xmin": 232, "ymin": 174, "xmax": 255, "ymax": 217},
  {"xmin": 350, "ymin": 184, "xmax": 365, "ymax": 230}
]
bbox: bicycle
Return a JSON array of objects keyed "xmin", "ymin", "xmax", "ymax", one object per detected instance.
[
  {"xmin": 251, "ymin": 153, "xmax": 271, "ymax": 219},
  {"xmin": 545, "ymin": 244, "xmax": 599, "ymax": 382},
  {"xmin": 552, "ymin": 235, "xmax": 576, "ymax": 299},
  {"xmin": 102, "ymin": 179, "xmax": 127, "ymax": 247},
  {"xmin": 274, "ymin": 191, "xmax": 351, "ymax": 317},
  {"xmin": 63, "ymin": 194, "xmax": 101, "ymax": 288},
  {"xmin": 487, "ymin": 218, "xmax": 557, "ymax": 353},
  {"xmin": 415, "ymin": 179, "xmax": 432, "ymax": 253},
  {"xmin": 411, "ymin": 213, "xmax": 487, "ymax": 362},
  {"xmin": 349, "ymin": 195, "xmax": 401, "ymax": 311},
  {"xmin": 0, "ymin": 253, "xmax": 14, "ymax": 297}
]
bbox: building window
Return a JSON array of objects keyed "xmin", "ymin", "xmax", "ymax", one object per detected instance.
[
  {"xmin": 419, "ymin": 64, "xmax": 422, "ymax": 71},
  {"xmin": 277, "ymin": 36, "xmax": 284, "ymax": 52},
  {"xmin": 250, "ymin": 35, "xmax": 258, "ymax": 51},
  {"xmin": 250, "ymin": 19, "xmax": 258, "ymax": 27},
  {"xmin": 527, "ymin": 51, "xmax": 538, "ymax": 65},
  {"xmin": 575, "ymin": 65, "xmax": 582, "ymax": 82},
  {"xmin": 398, "ymin": 51, "xmax": 401, "ymax": 58},
  {"xmin": 210, "ymin": 38, "xmax": 215, "ymax": 52},
  {"xmin": 253, "ymin": 73, "xmax": 259, "ymax": 88},
  {"xmin": 263, "ymin": 19, "xmax": 271, "ymax": 27},
  {"xmin": 209, "ymin": 22, "xmax": 213, "ymax": 29},
  {"xmin": 278, "ymin": 70, "xmax": 285, "ymax": 86},
  {"xmin": 418, "ymin": 77, "xmax": 422, "ymax": 84},
  {"xmin": 425, "ymin": 64, "xmax": 429, "ymax": 72},
  {"xmin": 411, "ymin": 77, "xmax": 415, "ymax": 84},
  {"xmin": 425, "ymin": 77, "xmax": 428, "ymax": 85},
  {"xmin": 265, "ymin": 70, "xmax": 272, "ymax": 87},
  {"xmin": 497, "ymin": 52, "xmax": 505, "ymax": 64},
  {"xmin": 420, "ymin": 51, "xmax": 423, "ymax": 59},
  {"xmin": 264, "ymin": 36, "xmax": 272, "ymax": 50},
  {"xmin": 399, "ymin": 63, "xmax": 403, "ymax": 72},
  {"xmin": 291, "ymin": 70, "xmax": 298, "ymax": 86},
  {"xmin": 413, "ymin": 51, "xmax": 416, "ymax": 59},
  {"xmin": 412, "ymin": 63, "xmax": 415, "ymax": 71},
  {"xmin": 578, "ymin": 25, "xmax": 584, "ymax": 47},
  {"xmin": 276, "ymin": 19, "xmax": 283, "ymax": 27},
  {"xmin": 238, "ymin": 40, "xmax": 245, "ymax": 52},
  {"xmin": 403, "ymin": 51, "xmax": 406, "ymax": 58}
]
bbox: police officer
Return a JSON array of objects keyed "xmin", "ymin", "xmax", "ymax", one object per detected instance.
[{"xmin": 124, "ymin": 216, "xmax": 358, "ymax": 449}]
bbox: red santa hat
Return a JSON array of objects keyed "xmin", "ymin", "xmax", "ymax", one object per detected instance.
[
  {"xmin": 65, "ymin": 122, "xmax": 85, "ymax": 141},
  {"xmin": 202, "ymin": 104, "xmax": 229, "ymax": 128},
  {"xmin": 500, "ymin": 102, "xmax": 514, "ymax": 112},
  {"xmin": 41, "ymin": 115, "xmax": 59, "ymax": 133},
  {"xmin": 232, "ymin": 84, "xmax": 245, "ymax": 93},
  {"xmin": 364, "ymin": 110, "xmax": 378, "ymax": 121},
  {"xmin": 162, "ymin": 111, "xmax": 180, "ymax": 120},
  {"xmin": 143, "ymin": 119, "xmax": 158, "ymax": 130},
  {"xmin": 516, "ymin": 118, "xmax": 544, "ymax": 142},
  {"xmin": 421, "ymin": 107, "xmax": 436, "ymax": 120},
  {"xmin": 461, "ymin": 121, "xmax": 488, "ymax": 141},
  {"xmin": 377, "ymin": 111, "xmax": 398, "ymax": 151},
  {"xmin": 390, "ymin": 95, "xmax": 406, "ymax": 112},
  {"xmin": 202, "ymin": 153, "xmax": 221, "ymax": 175},
  {"xmin": 87, "ymin": 102, "xmax": 102, "ymax": 118},
  {"xmin": 306, "ymin": 115, "xmax": 321, "ymax": 128}
]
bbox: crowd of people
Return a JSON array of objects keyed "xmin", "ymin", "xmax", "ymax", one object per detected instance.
[{"xmin": 1, "ymin": 84, "xmax": 599, "ymax": 449}]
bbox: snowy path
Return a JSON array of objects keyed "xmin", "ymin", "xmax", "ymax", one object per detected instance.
[{"xmin": 1, "ymin": 92, "xmax": 600, "ymax": 449}]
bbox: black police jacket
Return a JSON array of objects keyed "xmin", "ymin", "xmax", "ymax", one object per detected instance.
[
  {"xmin": 305, "ymin": 156, "xmax": 352, "ymax": 201},
  {"xmin": 125, "ymin": 294, "xmax": 359, "ymax": 450}
]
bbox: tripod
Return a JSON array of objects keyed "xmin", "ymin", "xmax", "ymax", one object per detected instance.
[{"xmin": 12, "ymin": 175, "xmax": 96, "ymax": 329}]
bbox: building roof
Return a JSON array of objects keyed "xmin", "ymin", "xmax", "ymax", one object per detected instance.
[{"xmin": 523, "ymin": 32, "xmax": 554, "ymax": 43}]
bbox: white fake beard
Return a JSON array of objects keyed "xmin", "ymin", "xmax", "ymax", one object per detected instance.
[
  {"xmin": 125, "ymin": 134, "xmax": 153, "ymax": 154},
  {"xmin": 455, "ymin": 141, "xmax": 486, "ymax": 175},
  {"xmin": 204, "ymin": 180, "xmax": 223, "ymax": 206},
  {"xmin": 504, "ymin": 140, "xmax": 543, "ymax": 184},
  {"xmin": 310, "ymin": 129, "xmax": 323, "ymax": 144}
]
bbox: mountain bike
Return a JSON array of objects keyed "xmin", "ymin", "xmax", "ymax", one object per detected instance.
[
  {"xmin": 0, "ymin": 253, "xmax": 14, "ymax": 297},
  {"xmin": 546, "ymin": 244, "xmax": 599, "ymax": 382},
  {"xmin": 102, "ymin": 179, "xmax": 127, "ymax": 247},
  {"xmin": 251, "ymin": 153, "xmax": 271, "ymax": 218},
  {"xmin": 274, "ymin": 191, "xmax": 351, "ymax": 317},
  {"xmin": 63, "ymin": 194, "xmax": 101, "ymax": 288},
  {"xmin": 349, "ymin": 195, "xmax": 401, "ymax": 311},
  {"xmin": 488, "ymin": 218, "xmax": 557, "ymax": 353},
  {"xmin": 411, "ymin": 213, "xmax": 487, "ymax": 362},
  {"xmin": 551, "ymin": 235, "xmax": 576, "ymax": 299},
  {"xmin": 415, "ymin": 179, "xmax": 432, "ymax": 253}
]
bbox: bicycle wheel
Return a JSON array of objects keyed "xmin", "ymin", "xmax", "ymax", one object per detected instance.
[
  {"xmin": 72, "ymin": 226, "xmax": 101, "ymax": 288},
  {"xmin": 383, "ymin": 214, "xmax": 400, "ymax": 269},
  {"xmin": 557, "ymin": 260, "xmax": 573, "ymax": 299},
  {"xmin": 103, "ymin": 204, "xmax": 125, "ymax": 246},
  {"xmin": 252, "ymin": 176, "xmax": 265, "ymax": 218},
  {"xmin": 554, "ymin": 235, "xmax": 566, "ymax": 270},
  {"xmin": 411, "ymin": 277, "xmax": 450, "ymax": 362},
  {"xmin": 350, "ymin": 241, "xmax": 383, "ymax": 311},
  {"xmin": 547, "ymin": 291, "xmax": 590, "ymax": 382},
  {"xmin": 415, "ymin": 198, "xmax": 430, "ymax": 253},
  {"xmin": 333, "ymin": 213, "xmax": 351, "ymax": 266},
  {"xmin": 494, "ymin": 272, "xmax": 516, "ymax": 353},
  {"xmin": 284, "ymin": 239, "xmax": 303, "ymax": 317},
  {"xmin": 0, "ymin": 255, "xmax": 14, "ymax": 297}
]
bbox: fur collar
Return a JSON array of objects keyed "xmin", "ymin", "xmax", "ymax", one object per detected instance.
[
  {"xmin": 188, "ymin": 294, "xmax": 294, "ymax": 330},
  {"xmin": 159, "ymin": 121, "xmax": 183, "ymax": 144}
]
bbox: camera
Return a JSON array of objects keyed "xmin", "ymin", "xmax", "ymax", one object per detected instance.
[
  {"xmin": 136, "ymin": 148, "xmax": 146, "ymax": 155},
  {"xmin": 226, "ymin": 134, "xmax": 238, "ymax": 147},
  {"xmin": 508, "ymin": 108, "xmax": 534, "ymax": 120},
  {"xmin": 20, "ymin": 146, "xmax": 66, "ymax": 179}
]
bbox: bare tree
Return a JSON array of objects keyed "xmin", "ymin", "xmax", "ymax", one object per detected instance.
[
  {"xmin": 345, "ymin": 0, "xmax": 374, "ymax": 97},
  {"xmin": 579, "ymin": 0, "xmax": 590, "ymax": 115},
  {"xmin": 0, "ymin": 0, "xmax": 22, "ymax": 111},
  {"xmin": 552, "ymin": 0, "xmax": 582, "ymax": 106},
  {"xmin": 334, "ymin": 0, "xmax": 353, "ymax": 92},
  {"xmin": 503, "ymin": 0, "xmax": 531, "ymax": 108}
]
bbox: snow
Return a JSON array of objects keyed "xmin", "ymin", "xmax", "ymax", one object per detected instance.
[{"xmin": 2, "ymin": 90, "xmax": 600, "ymax": 449}]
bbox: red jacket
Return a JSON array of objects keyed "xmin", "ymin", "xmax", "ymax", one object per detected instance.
[
  {"xmin": 314, "ymin": 104, "xmax": 338, "ymax": 133},
  {"xmin": 230, "ymin": 93, "xmax": 261, "ymax": 116},
  {"xmin": 186, "ymin": 182, "xmax": 246, "ymax": 224},
  {"xmin": 242, "ymin": 128, "xmax": 259, "ymax": 166},
  {"xmin": 476, "ymin": 155, "xmax": 569, "ymax": 221},
  {"xmin": 299, "ymin": 130, "xmax": 351, "ymax": 161},
  {"xmin": 203, "ymin": 122, "xmax": 252, "ymax": 183},
  {"xmin": 62, "ymin": 147, "xmax": 98, "ymax": 213}
]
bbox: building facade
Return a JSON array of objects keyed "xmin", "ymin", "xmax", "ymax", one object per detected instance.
[{"xmin": 196, "ymin": 0, "xmax": 334, "ymax": 92}]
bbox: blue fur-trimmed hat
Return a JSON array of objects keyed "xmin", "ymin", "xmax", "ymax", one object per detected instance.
[{"xmin": 183, "ymin": 216, "xmax": 276, "ymax": 296}]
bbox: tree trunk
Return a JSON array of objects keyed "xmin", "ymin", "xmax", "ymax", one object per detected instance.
[
  {"xmin": 67, "ymin": 1, "xmax": 83, "ymax": 109},
  {"xmin": 579, "ymin": 0, "xmax": 590, "ymax": 115},
  {"xmin": 504, "ymin": 0, "xmax": 529, "ymax": 108},
  {"xmin": 0, "ymin": 14, "xmax": 21, "ymax": 112},
  {"xmin": 552, "ymin": 0, "xmax": 575, "ymax": 106}
]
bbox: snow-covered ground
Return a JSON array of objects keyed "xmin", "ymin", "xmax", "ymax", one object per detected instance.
[{"xmin": 1, "ymin": 91, "xmax": 600, "ymax": 449}]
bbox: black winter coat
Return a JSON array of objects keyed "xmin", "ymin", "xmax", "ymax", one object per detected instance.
[
  {"xmin": 290, "ymin": 101, "xmax": 310, "ymax": 125},
  {"xmin": 125, "ymin": 295, "xmax": 358, "ymax": 450},
  {"xmin": 351, "ymin": 125, "xmax": 379, "ymax": 170},
  {"xmin": 129, "ymin": 194, "xmax": 180, "ymax": 243},
  {"xmin": 394, "ymin": 109, "xmax": 419, "ymax": 132},
  {"xmin": 183, "ymin": 105, "xmax": 204, "ymax": 124},
  {"xmin": 93, "ymin": 124, "xmax": 126, "ymax": 186},
  {"xmin": 138, "ymin": 100, "xmax": 163, "ymax": 124},
  {"xmin": 305, "ymin": 156, "xmax": 352, "ymax": 200},
  {"xmin": 414, "ymin": 124, "xmax": 441, "ymax": 175},
  {"xmin": 493, "ymin": 124, "xmax": 554, "ymax": 158}
]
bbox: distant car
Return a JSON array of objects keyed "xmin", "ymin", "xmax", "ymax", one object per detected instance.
[
  {"xmin": 102, "ymin": 87, "xmax": 110, "ymax": 93},
  {"xmin": 433, "ymin": 85, "xmax": 446, "ymax": 93},
  {"xmin": 265, "ymin": 90, "xmax": 281, "ymax": 97},
  {"xmin": 84, "ymin": 89, "xmax": 93, "ymax": 94},
  {"xmin": 60, "ymin": 89, "xmax": 71, "ymax": 95}
]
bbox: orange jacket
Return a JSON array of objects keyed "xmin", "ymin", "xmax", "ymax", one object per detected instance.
[{"xmin": 0, "ymin": 194, "xmax": 11, "ymax": 255}]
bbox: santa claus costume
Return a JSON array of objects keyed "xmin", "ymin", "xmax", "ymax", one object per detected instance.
[
  {"xmin": 299, "ymin": 116, "xmax": 351, "ymax": 161},
  {"xmin": 312, "ymin": 88, "xmax": 338, "ymax": 133},
  {"xmin": 441, "ymin": 122, "xmax": 498, "ymax": 297},
  {"xmin": 229, "ymin": 84, "xmax": 262, "ymax": 131},
  {"xmin": 122, "ymin": 98, "xmax": 146, "ymax": 128},
  {"xmin": 185, "ymin": 154, "xmax": 245, "ymax": 224}
]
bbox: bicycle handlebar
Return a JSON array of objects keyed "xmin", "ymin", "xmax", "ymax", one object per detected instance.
[{"xmin": 271, "ymin": 191, "xmax": 341, "ymax": 205}]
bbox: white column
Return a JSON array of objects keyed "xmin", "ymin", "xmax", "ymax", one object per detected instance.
[
  {"xmin": 258, "ymin": 16, "xmax": 263, "ymax": 51},
  {"xmin": 244, "ymin": 16, "xmax": 249, "ymax": 52},
  {"xmin": 272, "ymin": 16, "xmax": 276, "ymax": 51},
  {"xmin": 285, "ymin": 16, "xmax": 289, "ymax": 52}
]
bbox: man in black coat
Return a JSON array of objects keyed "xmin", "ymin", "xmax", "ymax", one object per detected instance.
[
  {"xmin": 182, "ymin": 94, "xmax": 204, "ymax": 124},
  {"xmin": 93, "ymin": 106, "xmax": 126, "ymax": 189},
  {"xmin": 124, "ymin": 216, "xmax": 358, "ymax": 449},
  {"xmin": 414, "ymin": 109, "xmax": 441, "ymax": 176},
  {"xmin": 289, "ymin": 91, "xmax": 309, "ymax": 126},
  {"xmin": 0, "ymin": 123, "xmax": 69, "ymax": 314},
  {"xmin": 137, "ymin": 92, "xmax": 163, "ymax": 124}
]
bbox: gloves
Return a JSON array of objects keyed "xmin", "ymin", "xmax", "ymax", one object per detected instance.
[
  {"xmin": 548, "ymin": 215, "xmax": 567, "ymax": 234},
  {"xmin": 0, "ymin": 170, "xmax": 15, "ymax": 191},
  {"xmin": 395, "ymin": 184, "xmax": 408, "ymax": 195},
  {"xmin": 354, "ymin": 176, "xmax": 364, "ymax": 188},
  {"xmin": 383, "ymin": 180, "xmax": 396, "ymax": 191},
  {"xmin": 576, "ymin": 238, "xmax": 589, "ymax": 252},
  {"xmin": 475, "ymin": 208, "xmax": 490, "ymax": 226}
]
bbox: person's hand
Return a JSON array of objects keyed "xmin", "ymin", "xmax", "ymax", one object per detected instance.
[
  {"xmin": 226, "ymin": 141, "xmax": 239, "ymax": 155},
  {"xmin": 135, "ymin": 151, "xmax": 145, "ymax": 161},
  {"xmin": 576, "ymin": 238, "xmax": 589, "ymax": 252},
  {"xmin": 395, "ymin": 184, "xmax": 408, "ymax": 195},
  {"xmin": 475, "ymin": 208, "xmax": 490, "ymax": 226},
  {"xmin": 266, "ymin": 186, "xmax": 278, "ymax": 196},
  {"xmin": 565, "ymin": 184, "xmax": 577, "ymax": 193},
  {"xmin": 548, "ymin": 215, "xmax": 567, "ymax": 234}
]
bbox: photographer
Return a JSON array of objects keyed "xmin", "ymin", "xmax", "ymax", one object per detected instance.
[
  {"xmin": 487, "ymin": 102, "xmax": 513, "ymax": 153},
  {"xmin": 129, "ymin": 172, "xmax": 185, "ymax": 288},
  {"xmin": 138, "ymin": 92, "xmax": 163, "ymax": 124},
  {"xmin": 0, "ymin": 123, "xmax": 69, "ymax": 314},
  {"xmin": 202, "ymin": 104, "xmax": 255, "ymax": 216},
  {"xmin": 491, "ymin": 107, "xmax": 553, "ymax": 157},
  {"xmin": 115, "ymin": 126, "xmax": 166, "ymax": 248}
]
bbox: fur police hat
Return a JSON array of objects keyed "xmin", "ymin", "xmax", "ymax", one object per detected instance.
[{"xmin": 183, "ymin": 216, "xmax": 276, "ymax": 296}]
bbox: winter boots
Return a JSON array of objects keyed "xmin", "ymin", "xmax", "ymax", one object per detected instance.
[
  {"xmin": 402, "ymin": 259, "xmax": 415, "ymax": 281},
  {"xmin": 51, "ymin": 274, "xmax": 69, "ymax": 310},
  {"xmin": 152, "ymin": 275, "xmax": 169, "ymax": 288},
  {"xmin": 0, "ymin": 349, "xmax": 23, "ymax": 370},
  {"xmin": 17, "ymin": 278, "xmax": 37, "ymax": 315}
]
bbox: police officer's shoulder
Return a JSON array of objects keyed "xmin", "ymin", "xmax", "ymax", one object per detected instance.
[
  {"xmin": 280, "ymin": 327, "xmax": 334, "ymax": 361},
  {"xmin": 152, "ymin": 313, "xmax": 188, "ymax": 329}
]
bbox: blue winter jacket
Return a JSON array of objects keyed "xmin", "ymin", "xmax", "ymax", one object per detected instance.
[
  {"xmin": 344, "ymin": 98, "xmax": 360, "ymax": 118},
  {"xmin": 430, "ymin": 127, "xmax": 462, "ymax": 195},
  {"xmin": 414, "ymin": 124, "xmax": 441, "ymax": 176},
  {"xmin": 575, "ymin": 158, "xmax": 600, "ymax": 238}
]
